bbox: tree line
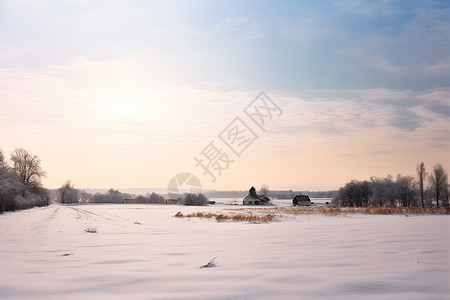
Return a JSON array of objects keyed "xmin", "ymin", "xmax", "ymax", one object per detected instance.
[
  {"xmin": 332, "ymin": 162, "xmax": 449, "ymax": 207},
  {"xmin": 56, "ymin": 183, "xmax": 207, "ymax": 205},
  {"xmin": 56, "ymin": 183, "xmax": 167, "ymax": 204},
  {"xmin": 0, "ymin": 148, "xmax": 49, "ymax": 213}
]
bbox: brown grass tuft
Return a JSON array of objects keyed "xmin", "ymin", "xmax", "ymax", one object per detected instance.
[{"xmin": 175, "ymin": 211, "xmax": 280, "ymax": 222}]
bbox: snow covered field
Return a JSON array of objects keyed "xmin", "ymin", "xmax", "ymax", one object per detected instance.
[{"xmin": 0, "ymin": 204, "xmax": 448, "ymax": 300}]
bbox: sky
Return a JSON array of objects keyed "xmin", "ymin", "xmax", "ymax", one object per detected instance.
[{"xmin": 0, "ymin": 0, "xmax": 449, "ymax": 192}]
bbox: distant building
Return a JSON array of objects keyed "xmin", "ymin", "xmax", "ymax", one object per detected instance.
[
  {"xmin": 292, "ymin": 195, "xmax": 311, "ymax": 206},
  {"xmin": 242, "ymin": 186, "xmax": 272, "ymax": 205},
  {"xmin": 243, "ymin": 195, "xmax": 271, "ymax": 205},
  {"xmin": 123, "ymin": 199, "xmax": 135, "ymax": 204}
]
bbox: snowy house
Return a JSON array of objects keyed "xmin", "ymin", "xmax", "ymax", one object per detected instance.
[
  {"xmin": 243, "ymin": 195, "xmax": 271, "ymax": 205},
  {"xmin": 292, "ymin": 195, "xmax": 311, "ymax": 206},
  {"xmin": 242, "ymin": 186, "xmax": 272, "ymax": 205},
  {"xmin": 123, "ymin": 198, "xmax": 135, "ymax": 204}
]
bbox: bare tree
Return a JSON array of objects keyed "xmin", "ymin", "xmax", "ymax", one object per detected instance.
[
  {"xmin": 10, "ymin": 148, "xmax": 46, "ymax": 187},
  {"xmin": 416, "ymin": 162, "xmax": 427, "ymax": 207},
  {"xmin": 428, "ymin": 163, "xmax": 448, "ymax": 207},
  {"xmin": 259, "ymin": 184, "xmax": 270, "ymax": 196}
]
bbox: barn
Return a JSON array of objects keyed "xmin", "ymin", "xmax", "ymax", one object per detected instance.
[
  {"xmin": 242, "ymin": 186, "xmax": 272, "ymax": 205},
  {"xmin": 292, "ymin": 195, "xmax": 311, "ymax": 206},
  {"xmin": 243, "ymin": 195, "xmax": 271, "ymax": 205},
  {"xmin": 123, "ymin": 199, "xmax": 135, "ymax": 204}
]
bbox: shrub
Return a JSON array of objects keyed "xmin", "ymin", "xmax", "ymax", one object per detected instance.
[{"xmin": 0, "ymin": 170, "xmax": 49, "ymax": 214}]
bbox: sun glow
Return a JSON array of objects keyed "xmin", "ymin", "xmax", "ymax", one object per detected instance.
[{"xmin": 92, "ymin": 88, "xmax": 172, "ymax": 125}]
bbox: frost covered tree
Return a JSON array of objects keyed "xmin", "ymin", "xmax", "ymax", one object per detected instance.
[
  {"xmin": 92, "ymin": 189, "xmax": 124, "ymax": 203},
  {"xmin": 429, "ymin": 163, "xmax": 448, "ymax": 207},
  {"xmin": 80, "ymin": 190, "xmax": 93, "ymax": 203},
  {"xmin": 10, "ymin": 148, "xmax": 46, "ymax": 187},
  {"xmin": 369, "ymin": 175, "xmax": 397, "ymax": 206},
  {"xmin": 332, "ymin": 180, "xmax": 371, "ymax": 207},
  {"xmin": 58, "ymin": 180, "xmax": 80, "ymax": 204},
  {"xmin": 396, "ymin": 174, "xmax": 416, "ymax": 207},
  {"xmin": 0, "ymin": 169, "xmax": 23, "ymax": 213},
  {"xmin": 0, "ymin": 150, "xmax": 9, "ymax": 173},
  {"xmin": 416, "ymin": 162, "xmax": 427, "ymax": 207},
  {"xmin": 135, "ymin": 192, "xmax": 165, "ymax": 204},
  {"xmin": 182, "ymin": 193, "xmax": 208, "ymax": 206},
  {"xmin": 0, "ymin": 148, "xmax": 49, "ymax": 213}
]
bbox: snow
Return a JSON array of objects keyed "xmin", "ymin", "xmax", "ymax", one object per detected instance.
[{"xmin": 0, "ymin": 204, "xmax": 448, "ymax": 299}]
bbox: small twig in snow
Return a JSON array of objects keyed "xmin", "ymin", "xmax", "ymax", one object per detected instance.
[
  {"xmin": 201, "ymin": 256, "xmax": 217, "ymax": 268},
  {"xmin": 85, "ymin": 226, "xmax": 97, "ymax": 233}
]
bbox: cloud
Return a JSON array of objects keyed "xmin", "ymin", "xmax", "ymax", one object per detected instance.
[
  {"xmin": 215, "ymin": 17, "xmax": 263, "ymax": 39},
  {"xmin": 332, "ymin": 0, "xmax": 399, "ymax": 17},
  {"xmin": 265, "ymin": 87, "xmax": 449, "ymax": 163},
  {"xmin": 370, "ymin": 57, "xmax": 402, "ymax": 74}
]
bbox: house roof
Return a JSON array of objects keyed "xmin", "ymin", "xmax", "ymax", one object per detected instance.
[
  {"xmin": 243, "ymin": 195, "xmax": 270, "ymax": 202},
  {"xmin": 293, "ymin": 195, "xmax": 311, "ymax": 201}
]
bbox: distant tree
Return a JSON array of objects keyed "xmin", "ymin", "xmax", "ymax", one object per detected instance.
[
  {"xmin": 58, "ymin": 180, "xmax": 80, "ymax": 204},
  {"xmin": 249, "ymin": 186, "xmax": 258, "ymax": 198},
  {"xmin": 182, "ymin": 193, "xmax": 208, "ymax": 206},
  {"xmin": 396, "ymin": 174, "xmax": 416, "ymax": 207},
  {"xmin": 332, "ymin": 180, "xmax": 371, "ymax": 207},
  {"xmin": 106, "ymin": 188, "xmax": 124, "ymax": 203},
  {"xmin": 10, "ymin": 148, "xmax": 46, "ymax": 187},
  {"xmin": 429, "ymin": 163, "xmax": 448, "ymax": 207},
  {"xmin": 0, "ymin": 150, "xmax": 9, "ymax": 173},
  {"xmin": 135, "ymin": 192, "xmax": 165, "ymax": 204},
  {"xmin": 148, "ymin": 192, "xmax": 165, "ymax": 204},
  {"xmin": 369, "ymin": 175, "xmax": 397, "ymax": 206},
  {"xmin": 423, "ymin": 187, "xmax": 434, "ymax": 207},
  {"xmin": 416, "ymin": 162, "xmax": 427, "ymax": 207},
  {"xmin": 259, "ymin": 184, "xmax": 270, "ymax": 196},
  {"xmin": 92, "ymin": 188, "xmax": 124, "ymax": 203},
  {"xmin": 92, "ymin": 193, "xmax": 106, "ymax": 203},
  {"xmin": 80, "ymin": 190, "xmax": 93, "ymax": 203},
  {"xmin": 445, "ymin": 185, "xmax": 449, "ymax": 207},
  {"xmin": 289, "ymin": 190, "xmax": 295, "ymax": 199}
]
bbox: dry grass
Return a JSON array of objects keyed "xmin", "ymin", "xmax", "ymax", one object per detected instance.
[
  {"xmin": 281, "ymin": 206, "xmax": 449, "ymax": 216},
  {"xmin": 175, "ymin": 211, "xmax": 279, "ymax": 222},
  {"xmin": 175, "ymin": 206, "xmax": 449, "ymax": 223},
  {"xmin": 230, "ymin": 206, "xmax": 450, "ymax": 216}
]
